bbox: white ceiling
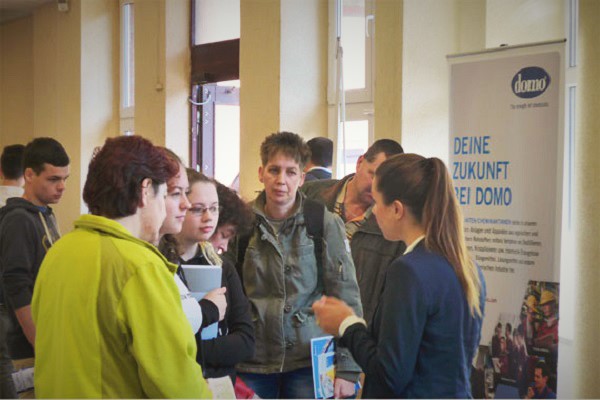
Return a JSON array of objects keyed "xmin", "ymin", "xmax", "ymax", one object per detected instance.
[{"xmin": 0, "ymin": 0, "xmax": 53, "ymax": 25}]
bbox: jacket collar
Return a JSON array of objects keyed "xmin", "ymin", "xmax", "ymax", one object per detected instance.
[
  {"xmin": 320, "ymin": 174, "xmax": 354, "ymax": 209},
  {"xmin": 75, "ymin": 214, "xmax": 178, "ymax": 273},
  {"xmin": 0, "ymin": 197, "xmax": 54, "ymax": 219},
  {"xmin": 329, "ymin": 174, "xmax": 387, "ymax": 237},
  {"xmin": 252, "ymin": 191, "xmax": 305, "ymax": 221}
]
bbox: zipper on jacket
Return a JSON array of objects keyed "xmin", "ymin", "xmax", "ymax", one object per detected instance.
[{"xmin": 279, "ymin": 246, "xmax": 287, "ymax": 373}]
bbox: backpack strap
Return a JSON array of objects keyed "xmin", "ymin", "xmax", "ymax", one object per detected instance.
[
  {"xmin": 303, "ymin": 198, "xmax": 325, "ymax": 289},
  {"xmin": 235, "ymin": 231, "xmax": 252, "ymax": 291}
]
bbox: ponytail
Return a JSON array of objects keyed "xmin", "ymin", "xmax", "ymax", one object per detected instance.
[
  {"xmin": 376, "ymin": 154, "xmax": 482, "ymax": 316},
  {"xmin": 422, "ymin": 159, "xmax": 482, "ymax": 317}
]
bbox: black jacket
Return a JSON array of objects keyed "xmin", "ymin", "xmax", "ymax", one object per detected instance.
[
  {"xmin": 179, "ymin": 251, "xmax": 255, "ymax": 382},
  {"xmin": 0, "ymin": 197, "xmax": 60, "ymax": 359},
  {"xmin": 304, "ymin": 168, "xmax": 332, "ymax": 182}
]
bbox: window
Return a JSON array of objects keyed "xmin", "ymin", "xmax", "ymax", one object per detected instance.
[
  {"xmin": 341, "ymin": 0, "xmax": 373, "ymax": 101},
  {"xmin": 190, "ymin": 0, "xmax": 240, "ymax": 187},
  {"xmin": 190, "ymin": 81, "xmax": 240, "ymax": 187},
  {"xmin": 214, "ymin": 81, "xmax": 240, "ymax": 186},
  {"xmin": 120, "ymin": 0, "xmax": 134, "ymax": 135},
  {"xmin": 329, "ymin": 0, "xmax": 374, "ymax": 176}
]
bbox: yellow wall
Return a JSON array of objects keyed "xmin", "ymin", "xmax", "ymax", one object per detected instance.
[
  {"xmin": 32, "ymin": 1, "xmax": 82, "ymax": 230},
  {"xmin": 280, "ymin": 0, "xmax": 328, "ymax": 139},
  {"xmin": 0, "ymin": 0, "xmax": 188, "ymax": 229},
  {"xmin": 239, "ymin": 0, "xmax": 281, "ymax": 200},
  {"xmin": 239, "ymin": 0, "xmax": 328, "ymax": 200},
  {"xmin": 374, "ymin": 0, "xmax": 403, "ymax": 141},
  {"xmin": 134, "ymin": 0, "xmax": 190, "ymax": 156},
  {"xmin": 575, "ymin": 1, "xmax": 600, "ymax": 395},
  {"xmin": 80, "ymin": 0, "xmax": 120, "ymax": 213},
  {"xmin": 165, "ymin": 0, "xmax": 191, "ymax": 164},
  {"xmin": 0, "ymin": 0, "xmax": 120, "ymax": 230},
  {"xmin": 402, "ymin": 0, "xmax": 461, "ymax": 160},
  {"xmin": 134, "ymin": 0, "xmax": 166, "ymax": 146},
  {"xmin": 0, "ymin": 17, "xmax": 34, "ymax": 148},
  {"xmin": 486, "ymin": 0, "xmax": 565, "ymax": 48}
]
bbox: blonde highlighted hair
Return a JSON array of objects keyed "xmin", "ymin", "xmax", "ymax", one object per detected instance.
[{"xmin": 159, "ymin": 168, "xmax": 223, "ymax": 265}]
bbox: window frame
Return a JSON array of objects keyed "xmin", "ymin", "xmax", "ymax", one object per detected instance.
[
  {"xmin": 120, "ymin": 0, "xmax": 135, "ymax": 135},
  {"xmin": 189, "ymin": 0, "xmax": 240, "ymax": 175},
  {"xmin": 328, "ymin": 0, "xmax": 375, "ymax": 177}
]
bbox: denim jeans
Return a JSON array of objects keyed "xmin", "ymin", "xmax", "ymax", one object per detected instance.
[
  {"xmin": 238, "ymin": 367, "xmax": 314, "ymax": 399},
  {"xmin": 0, "ymin": 305, "xmax": 17, "ymax": 399}
]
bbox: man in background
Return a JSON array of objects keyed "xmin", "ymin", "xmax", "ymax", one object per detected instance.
[
  {"xmin": 0, "ymin": 144, "xmax": 24, "ymax": 400},
  {"xmin": 526, "ymin": 362, "xmax": 556, "ymax": 399},
  {"xmin": 302, "ymin": 139, "xmax": 405, "ymax": 323},
  {"xmin": 0, "ymin": 145, "xmax": 25, "ymax": 208},
  {"xmin": 0, "ymin": 138, "xmax": 69, "ymax": 397},
  {"xmin": 303, "ymin": 137, "xmax": 333, "ymax": 182}
]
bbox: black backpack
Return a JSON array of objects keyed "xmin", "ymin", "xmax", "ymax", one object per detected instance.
[{"xmin": 235, "ymin": 198, "xmax": 325, "ymax": 290}]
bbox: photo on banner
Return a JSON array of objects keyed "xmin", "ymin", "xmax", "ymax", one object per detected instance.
[{"xmin": 471, "ymin": 281, "xmax": 559, "ymax": 399}]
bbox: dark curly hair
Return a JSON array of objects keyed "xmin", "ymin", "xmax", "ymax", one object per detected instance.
[{"xmin": 216, "ymin": 182, "xmax": 255, "ymax": 236}]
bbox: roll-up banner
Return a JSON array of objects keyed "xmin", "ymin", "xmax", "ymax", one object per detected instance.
[{"xmin": 448, "ymin": 40, "xmax": 565, "ymax": 399}]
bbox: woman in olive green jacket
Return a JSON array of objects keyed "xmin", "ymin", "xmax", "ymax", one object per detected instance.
[{"xmin": 228, "ymin": 132, "xmax": 363, "ymax": 399}]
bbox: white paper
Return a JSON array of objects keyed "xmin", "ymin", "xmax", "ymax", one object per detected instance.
[{"xmin": 207, "ymin": 376, "xmax": 236, "ymax": 399}]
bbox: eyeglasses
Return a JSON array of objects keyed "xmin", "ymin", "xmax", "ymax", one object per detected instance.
[{"xmin": 188, "ymin": 205, "xmax": 221, "ymax": 216}]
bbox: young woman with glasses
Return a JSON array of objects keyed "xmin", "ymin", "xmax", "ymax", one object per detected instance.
[{"xmin": 161, "ymin": 168, "xmax": 254, "ymax": 383}]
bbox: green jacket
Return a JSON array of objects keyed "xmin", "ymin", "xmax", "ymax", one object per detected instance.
[
  {"xmin": 229, "ymin": 192, "xmax": 363, "ymax": 379},
  {"xmin": 302, "ymin": 175, "xmax": 406, "ymax": 323},
  {"xmin": 32, "ymin": 215, "xmax": 212, "ymax": 399}
]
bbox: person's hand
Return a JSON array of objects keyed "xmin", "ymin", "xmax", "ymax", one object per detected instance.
[
  {"xmin": 526, "ymin": 386, "xmax": 534, "ymax": 399},
  {"xmin": 334, "ymin": 377, "xmax": 356, "ymax": 398},
  {"xmin": 312, "ymin": 296, "xmax": 355, "ymax": 336},
  {"xmin": 203, "ymin": 287, "xmax": 227, "ymax": 321}
]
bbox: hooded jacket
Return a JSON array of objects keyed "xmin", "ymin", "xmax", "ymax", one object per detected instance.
[{"xmin": 0, "ymin": 197, "xmax": 60, "ymax": 359}]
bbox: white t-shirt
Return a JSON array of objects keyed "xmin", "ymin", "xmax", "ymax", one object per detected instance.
[
  {"xmin": 0, "ymin": 185, "xmax": 24, "ymax": 208},
  {"xmin": 174, "ymin": 274, "xmax": 202, "ymax": 334}
]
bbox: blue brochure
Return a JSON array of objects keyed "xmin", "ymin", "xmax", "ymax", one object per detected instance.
[{"xmin": 311, "ymin": 335, "xmax": 336, "ymax": 399}]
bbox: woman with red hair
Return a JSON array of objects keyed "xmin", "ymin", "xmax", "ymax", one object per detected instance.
[{"xmin": 31, "ymin": 136, "xmax": 211, "ymax": 398}]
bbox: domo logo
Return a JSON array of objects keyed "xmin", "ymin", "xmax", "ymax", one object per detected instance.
[{"xmin": 511, "ymin": 67, "xmax": 551, "ymax": 99}]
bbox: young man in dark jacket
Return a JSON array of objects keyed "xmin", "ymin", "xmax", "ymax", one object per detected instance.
[
  {"xmin": 0, "ymin": 138, "xmax": 69, "ymax": 394},
  {"xmin": 304, "ymin": 137, "xmax": 333, "ymax": 182},
  {"xmin": 302, "ymin": 139, "xmax": 405, "ymax": 323},
  {"xmin": 0, "ymin": 143, "xmax": 25, "ymax": 398}
]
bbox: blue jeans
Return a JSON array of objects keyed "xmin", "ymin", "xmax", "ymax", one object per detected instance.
[{"xmin": 238, "ymin": 367, "xmax": 314, "ymax": 399}]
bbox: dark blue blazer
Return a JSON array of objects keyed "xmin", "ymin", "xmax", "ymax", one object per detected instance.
[
  {"xmin": 303, "ymin": 168, "xmax": 332, "ymax": 182},
  {"xmin": 341, "ymin": 242, "xmax": 486, "ymax": 398}
]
